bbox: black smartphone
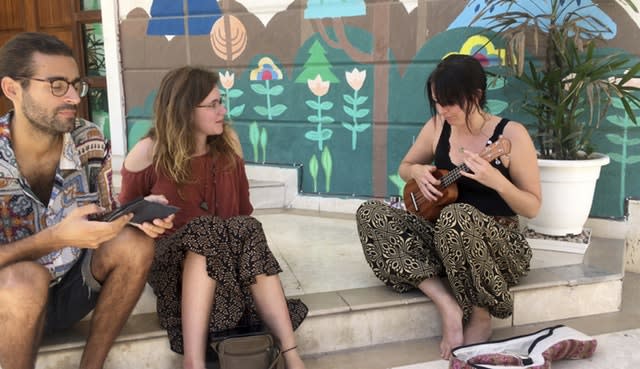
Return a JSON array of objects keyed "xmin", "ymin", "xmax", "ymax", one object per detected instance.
[{"xmin": 89, "ymin": 197, "xmax": 179, "ymax": 224}]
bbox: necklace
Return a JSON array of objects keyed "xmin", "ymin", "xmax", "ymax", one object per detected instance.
[{"xmin": 199, "ymin": 156, "xmax": 211, "ymax": 211}]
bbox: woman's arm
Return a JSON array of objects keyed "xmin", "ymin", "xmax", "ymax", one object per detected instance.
[
  {"xmin": 398, "ymin": 117, "xmax": 445, "ymax": 201},
  {"xmin": 461, "ymin": 121, "xmax": 541, "ymax": 218}
]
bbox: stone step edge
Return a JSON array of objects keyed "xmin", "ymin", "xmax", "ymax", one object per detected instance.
[{"xmin": 38, "ymin": 254, "xmax": 622, "ymax": 355}]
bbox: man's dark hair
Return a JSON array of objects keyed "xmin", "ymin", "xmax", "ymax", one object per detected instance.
[{"xmin": 0, "ymin": 32, "xmax": 74, "ymax": 96}]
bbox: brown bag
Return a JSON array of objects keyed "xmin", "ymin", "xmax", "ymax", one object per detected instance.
[{"xmin": 213, "ymin": 333, "xmax": 284, "ymax": 369}]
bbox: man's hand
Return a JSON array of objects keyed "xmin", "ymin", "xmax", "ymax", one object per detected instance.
[
  {"xmin": 130, "ymin": 194, "xmax": 175, "ymax": 238},
  {"xmin": 49, "ymin": 204, "xmax": 133, "ymax": 249}
]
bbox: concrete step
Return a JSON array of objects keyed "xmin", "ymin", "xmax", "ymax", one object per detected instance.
[{"xmin": 27, "ymin": 228, "xmax": 623, "ymax": 369}]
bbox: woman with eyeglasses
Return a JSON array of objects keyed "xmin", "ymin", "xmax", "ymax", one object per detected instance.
[{"xmin": 119, "ymin": 66, "xmax": 308, "ymax": 369}]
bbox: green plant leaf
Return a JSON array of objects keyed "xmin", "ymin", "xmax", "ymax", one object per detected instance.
[
  {"xmin": 228, "ymin": 89, "xmax": 244, "ymax": 98},
  {"xmin": 308, "ymin": 115, "xmax": 320, "ymax": 123},
  {"xmin": 343, "ymin": 94, "xmax": 355, "ymax": 105},
  {"xmin": 249, "ymin": 122, "xmax": 259, "ymax": 145},
  {"xmin": 628, "ymin": 156, "xmax": 640, "ymax": 164},
  {"xmin": 229, "ymin": 105, "xmax": 245, "ymax": 117},
  {"xmin": 305, "ymin": 131, "xmax": 321, "ymax": 141},
  {"xmin": 250, "ymin": 84, "xmax": 268, "ymax": 95},
  {"xmin": 608, "ymin": 153, "xmax": 625, "ymax": 163},
  {"xmin": 319, "ymin": 128, "xmax": 333, "ymax": 140},
  {"xmin": 254, "ymin": 106, "xmax": 269, "ymax": 116},
  {"xmin": 487, "ymin": 100, "xmax": 508, "ymax": 115},
  {"xmin": 320, "ymin": 101, "xmax": 334, "ymax": 110},
  {"xmin": 355, "ymin": 96, "xmax": 368, "ymax": 105},
  {"xmin": 343, "ymin": 106, "xmax": 355, "ymax": 117},
  {"xmin": 321, "ymin": 116, "xmax": 335, "ymax": 124},
  {"xmin": 269, "ymin": 85, "xmax": 284, "ymax": 96},
  {"xmin": 355, "ymin": 108, "xmax": 370, "ymax": 119},
  {"xmin": 270, "ymin": 104, "xmax": 287, "ymax": 117},
  {"xmin": 355, "ymin": 123, "xmax": 371, "ymax": 132},
  {"xmin": 306, "ymin": 100, "xmax": 320, "ymax": 110},
  {"xmin": 606, "ymin": 134, "xmax": 625, "ymax": 145}
]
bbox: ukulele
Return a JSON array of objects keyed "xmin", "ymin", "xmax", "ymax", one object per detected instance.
[{"xmin": 402, "ymin": 137, "xmax": 511, "ymax": 221}]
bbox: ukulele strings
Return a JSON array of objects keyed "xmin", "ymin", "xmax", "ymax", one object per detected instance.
[{"xmin": 409, "ymin": 163, "xmax": 469, "ymax": 206}]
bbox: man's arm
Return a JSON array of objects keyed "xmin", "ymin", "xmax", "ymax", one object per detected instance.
[{"xmin": 0, "ymin": 204, "xmax": 133, "ymax": 269}]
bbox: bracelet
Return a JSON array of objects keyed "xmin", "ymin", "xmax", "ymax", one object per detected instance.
[{"xmin": 281, "ymin": 345, "xmax": 298, "ymax": 354}]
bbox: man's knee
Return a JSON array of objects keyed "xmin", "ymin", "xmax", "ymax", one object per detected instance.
[
  {"xmin": 92, "ymin": 226, "xmax": 155, "ymax": 279},
  {"xmin": 0, "ymin": 262, "xmax": 50, "ymax": 310}
]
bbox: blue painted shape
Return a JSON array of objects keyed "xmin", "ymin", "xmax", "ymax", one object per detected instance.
[
  {"xmin": 304, "ymin": 0, "xmax": 366, "ymax": 19},
  {"xmin": 448, "ymin": 0, "xmax": 617, "ymax": 39},
  {"xmin": 147, "ymin": 0, "xmax": 222, "ymax": 36}
]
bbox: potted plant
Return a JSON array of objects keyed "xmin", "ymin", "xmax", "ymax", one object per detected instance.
[{"xmin": 474, "ymin": 0, "xmax": 640, "ymax": 236}]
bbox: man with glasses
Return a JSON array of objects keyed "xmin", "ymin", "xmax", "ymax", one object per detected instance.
[{"xmin": 0, "ymin": 32, "xmax": 174, "ymax": 369}]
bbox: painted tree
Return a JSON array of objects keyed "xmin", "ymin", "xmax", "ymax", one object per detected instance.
[
  {"xmin": 308, "ymin": 6, "xmax": 392, "ymax": 196},
  {"xmin": 295, "ymin": 40, "xmax": 340, "ymax": 84}
]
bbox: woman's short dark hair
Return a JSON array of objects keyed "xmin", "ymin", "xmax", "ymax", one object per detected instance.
[
  {"xmin": 0, "ymin": 32, "xmax": 74, "ymax": 95},
  {"xmin": 426, "ymin": 54, "xmax": 487, "ymax": 125}
]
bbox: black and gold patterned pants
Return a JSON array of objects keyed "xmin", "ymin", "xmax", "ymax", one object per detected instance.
[{"xmin": 355, "ymin": 200, "xmax": 531, "ymax": 322}]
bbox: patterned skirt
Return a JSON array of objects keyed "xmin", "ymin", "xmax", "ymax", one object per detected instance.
[
  {"xmin": 149, "ymin": 215, "xmax": 309, "ymax": 354},
  {"xmin": 355, "ymin": 200, "xmax": 531, "ymax": 322}
]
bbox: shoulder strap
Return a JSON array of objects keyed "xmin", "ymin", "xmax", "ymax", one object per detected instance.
[{"xmin": 488, "ymin": 118, "xmax": 510, "ymax": 143}]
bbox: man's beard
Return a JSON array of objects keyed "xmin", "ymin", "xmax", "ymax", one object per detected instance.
[{"xmin": 21, "ymin": 93, "xmax": 76, "ymax": 135}]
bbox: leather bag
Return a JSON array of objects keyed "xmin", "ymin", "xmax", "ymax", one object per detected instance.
[{"xmin": 213, "ymin": 333, "xmax": 284, "ymax": 369}]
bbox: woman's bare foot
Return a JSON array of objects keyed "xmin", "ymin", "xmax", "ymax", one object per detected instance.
[
  {"xmin": 282, "ymin": 346, "xmax": 306, "ymax": 369},
  {"xmin": 439, "ymin": 304, "xmax": 464, "ymax": 360},
  {"xmin": 463, "ymin": 306, "xmax": 492, "ymax": 345}
]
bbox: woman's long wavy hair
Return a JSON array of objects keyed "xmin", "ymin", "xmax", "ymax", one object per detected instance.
[{"xmin": 147, "ymin": 66, "xmax": 238, "ymax": 186}]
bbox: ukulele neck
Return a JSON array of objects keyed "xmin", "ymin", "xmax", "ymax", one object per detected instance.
[{"xmin": 440, "ymin": 163, "xmax": 469, "ymax": 188}]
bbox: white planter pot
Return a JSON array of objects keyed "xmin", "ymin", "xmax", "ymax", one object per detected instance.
[{"xmin": 526, "ymin": 153, "xmax": 610, "ymax": 236}]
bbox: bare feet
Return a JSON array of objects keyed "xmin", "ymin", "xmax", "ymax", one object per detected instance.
[
  {"xmin": 282, "ymin": 347, "xmax": 306, "ymax": 369},
  {"xmin": 439, "ymin": 304, "xmax": 464, "ymax": 360},
  {"xmin": 463, "ymin": 306, "xmax": 493, "ymax": 345}
]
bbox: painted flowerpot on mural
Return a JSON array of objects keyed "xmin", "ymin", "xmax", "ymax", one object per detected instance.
[
  {"xmin": 475, "ymin": 0, "xmax": 640, "ymax": 236},
  {"xmin": 527, "ymin": 154, "xmax": 610, "ymax": 236}
]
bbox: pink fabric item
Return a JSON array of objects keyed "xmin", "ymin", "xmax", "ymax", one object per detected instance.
[{"xmin": 450, "ymin": 325, "xmax": 597, "ymax": 369}]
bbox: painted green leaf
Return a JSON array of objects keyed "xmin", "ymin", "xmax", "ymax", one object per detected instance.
[
  {"xmin": 355, "ymin": 108, "xmax": 370, "ymax": 119},
  {"xmin": 320, "ymin": 101, "xmax": 334, "ymax": 110},
  {"xmin": 249, "ymin": 122, "xmax": 259, "ymax": 145},
  {"xmin": 306, "ymin": 100, "xmax": 320, "ymax": 110},
  {"xmin": 388, "ymin": 174, "xmax": 406, "ymax": 196},
  {"xmin": 260, "ymin": 127, "xmax": 268, "ymax": 148},
  {"xmin": 228, "ymin": 89, "xmax": 244, "ymax": 98},
  {"xmin": 606, "ymin": 115, "xmax": 630, "ymax": 128},
  {"xmin": 606, "ymin": 134, "xmax": 625, "ymax": 145},
  {"xmin": 608, "ymin": 153, "xmax": 624, "ymax": 163},
  {"xmin": 344, "ymin": 94, "xmax": 355, "ymax": 105},
  {"xmin": 319, "ymin": 128, "xmax": 333, "ymax": 140},
  {"xmin": 251, "ymin": 84, "xmax": 268, "ymax": 95},
  {"xmin": 321, "ymin": 116, "xmax": 335, "ymax": 124},
  {"xmin": 321, "ymin": 146, "xmax": 333, "ymax": 192},
  {"xmin": 487, "ymin": 76, "xmax": 506, "ymax": 90},
  {"xmin": 487, "ymin": 99, "xmax": 508, "ymax": 115},
  {"xmin": 308, "ymin": 115, "xmax": 320, "ymax": 123},
  {"xmin": 269, "ymin": 85, "xmax": 284, "ymax": 96},
  {"xmin": 344, "ymin": 106, "xmax": 356, "ymax": 117},
  {"xmin": 305, "ymin": 131, "xmax": 321, "ymax": 141},
  {"xmin": 355, "ymin": 96, "xmax": 368, "ymax": 105},
  {"xmin": 342, "ymin": 122, "xmax": 355, "ymax": 130},
  {"xmin": 309, "ymin": 154, "xmax": 319, "ymax": 192},
  {"xmin": 254, "ymin": 106, "xmax": 269, "ymax": 116},
  {"xmin": 270, "ymin": 104, "xmax": 287, "ymax": 117},
  {"xmin": 627, "ymin": 138, "xmax": 640, "ymax": 146},
  {"xmin": 354, "ymin": 123, "xmax": 371, "ymax": 132},
  {"xmin": 627, "ymin": 156, "xmax": 640, "ymax": 164},
  {"xmin": 229, "ymin": 105, "xmax": 245, "ymax": 117}
]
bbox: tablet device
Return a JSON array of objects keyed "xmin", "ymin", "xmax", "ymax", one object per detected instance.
[{"xmin": 90, "ymin": 197, "xmax": 180, "ymax": 224}]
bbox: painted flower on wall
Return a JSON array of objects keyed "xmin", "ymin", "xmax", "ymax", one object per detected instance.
[
  {"xmin": 307, "ymin": 74, "xmax": 330, "ymax": 97},
  {"xmin": 220, "ymin": 71, "xmax": 235, "ymax": 89},
  {"xmin": 250, "ymin": 57, "xmax": 284, "ymax": 81},
  {"xmin": 450, "ymin": 35, "xmax": 505, "ymax": 67},
  {"xmin": 249, "ymin": 57, "xmax": 287, "ymax": 120},
  {"xmin": 345, "ymin": 68, "xmax": 366, "ymax": 91}
]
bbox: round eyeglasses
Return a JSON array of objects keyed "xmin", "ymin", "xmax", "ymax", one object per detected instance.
[{"xmin": 15, "ymin": 76, "xmax": 90, "ymax": 98}]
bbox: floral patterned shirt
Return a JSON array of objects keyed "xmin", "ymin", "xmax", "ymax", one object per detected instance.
[{"xmin": 0, "ymin": 111, "xmax": 116, "ymax": 284}]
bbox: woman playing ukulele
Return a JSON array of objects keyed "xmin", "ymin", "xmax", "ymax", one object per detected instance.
[{"xmin": 355, "ymin": 54, "xmax": 541, "ymax": 360}]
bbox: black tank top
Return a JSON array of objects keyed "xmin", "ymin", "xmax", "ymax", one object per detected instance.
[{"xmin": 433, "ymin": 118, "xmax": 515, "ymax": 216}]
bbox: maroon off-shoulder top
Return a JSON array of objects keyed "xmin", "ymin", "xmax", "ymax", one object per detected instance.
[{"xmin": 119, "ymin": 153, "xmax": 253, "ymax": 236}]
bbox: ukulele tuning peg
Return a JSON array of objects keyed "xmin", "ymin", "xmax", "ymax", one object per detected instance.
[{"xmin": 495, "ymin": 159, "xmax": 501, "ymax": 165}]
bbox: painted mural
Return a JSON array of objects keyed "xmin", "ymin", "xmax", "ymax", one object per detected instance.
[{"xmin": 118, "ymin": 0, "xmax": 640, "ymax": 218}]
